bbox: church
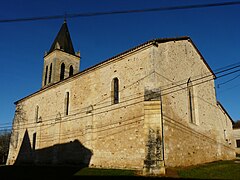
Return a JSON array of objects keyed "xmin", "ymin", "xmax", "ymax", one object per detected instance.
[{"xmin": 7, "ymin": 21, "xmax": 235, "ymax": 175}]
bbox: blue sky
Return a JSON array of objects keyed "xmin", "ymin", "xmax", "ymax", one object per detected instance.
[{"xmin": 0, "ymin": 0, "xmax": 240, "ymax": 129}]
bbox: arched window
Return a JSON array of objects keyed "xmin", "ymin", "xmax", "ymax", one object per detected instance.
[
  {"xmin": 48, "ymin": 63, "xmax": 52, "ymax": 83},
  {"xmin": 60, "ymin": 63, "xmax": 65, "ymax": 80},
  {"xmin": 187, "ymin": 79, "xmax": 195, "ymax": 124},
  {"xmin": 35, "ymin": 105, "xmax": 39, "ymax": 123},
  {"xmin": 65, "ymin": 92, "xmax": 70, "ymax": 116},
  {"xmin": 69, "ymin": 65, "xmax": 74, "ymax": 77},
  {"xmin": 44, "ymin": 66, "xmax": 48, "ymax": 86},
  {"xmin": 112, "ymin": 78, "xmax": 119, "ymax": 104}
]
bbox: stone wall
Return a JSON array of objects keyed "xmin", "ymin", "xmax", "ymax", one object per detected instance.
[
  {"xmin": 42, "ymin": 50, "xmax": 80, "ymax": 87},
  {"xmin": 7, "ymin": 38, "xmax": 235, "ymax": 170},
  {"xmin": 7, "ymin": 44, "xmax": 153, "ymax": 169},
  {"xmin": 233, "ymin": 128, "xmax": 240, "ymax": 154},
  {"xmin": 151, "ymin": 40, "xmax": 235, "ymax": 167}
]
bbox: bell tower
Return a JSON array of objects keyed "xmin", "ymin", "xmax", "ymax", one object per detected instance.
[{"xmin": 42, "ymin": 20, "xmax": 80, "ymax": 88}]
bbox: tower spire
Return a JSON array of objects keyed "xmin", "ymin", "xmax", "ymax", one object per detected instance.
[
  {"xmin": 48, "ymin": 21, "xmax": 75, "ymax": 55},
  {"xmin": 42, "ymin": 22, "xmax": 80, "ymax": 88}
]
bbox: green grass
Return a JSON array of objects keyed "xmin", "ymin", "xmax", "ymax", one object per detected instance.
[
  {"xmin": 177, "ymin": 160, "xmax": 240, "ymax": 179},
  {"xmin": 74, "ymin": 160, "xmax": 240, "ymax": 178},
  {"xmin": 1, "ymin": 159, "xmax": 239, "ymax": 178},
  {"xmin": 74, "ymin": 167, "xmax": 138, "ymax": 176}
]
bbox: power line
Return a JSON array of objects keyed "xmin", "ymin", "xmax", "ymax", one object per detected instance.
[
  {"xmin": 218, "ymin": 82, "xmax": 240, "ymax": 93},
  {"xmin": 161, "ymin": 68, "xmax": 240, "ymax": 96},
  {"xmin": 158, "ymin": 62, "xmax": 240, "ymax": 94},
  {"xmin": 1, "ymin": 61, "xmax": 240, "ymax": 130},
  {"xmin": 2, "ymin": 61, "xmax": 240, "ymax": 130},
  {"xmin": 213, "ymin": 61, "xmax": 240, "ymax": 73},
  {"xmin": 6, "ymin": 97, "xmax": 227, "ymax": 147},
  {"xmin": 8, "ymin": 109, "xmax": 229, "ymax": 148},
  {"xmin": 217, "ymin": 73, "xmax": 240, "ymax": 88},
  {"xmin": 0, "ymin": 122, "xmax": 12, "ymax": 126},
  {"xmin": 0, "ymin": 1, "xmax": 240, "ymax": 23}
]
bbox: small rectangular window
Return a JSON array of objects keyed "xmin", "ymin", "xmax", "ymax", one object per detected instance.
[
  {"xmin": 44, "ymin": 66, "xmax": 48, "ymax": 86},
  {"xmin": 112, "ymin": 78, "xmax": 119, "ymax": 104},
  {"xmin": 48, "ymin": 63, "xmax": 52, "ymax": 83},
  {"xmin": 224, "ymin": 129, "xmax": 228, "ymax": 140},
  {"xmin": 65, "ymin": 92, "xmax": 70, "ymax": 115},
  {"xmin": 35, "ymin": 106, "xmax": 39, "ymax": 123},
  {"xmin": 60, "ymin": 63, "xmax": 65, "ymax": 80},
  {"xmin": 32, "ymin": 133, "xmax": 36, "ymax": 151},
  {"xmin": 187, "ymin": 79, "xmax": 196, "ymax": 124},
  {"xmin": 236, "ymin": 139, "xmax": 240, "ymax": 148}
]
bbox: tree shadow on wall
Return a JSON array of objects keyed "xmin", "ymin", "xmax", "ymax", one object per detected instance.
[{"xmin": 11, "ymin": 129, "xmax": 93, "ymax": 179}]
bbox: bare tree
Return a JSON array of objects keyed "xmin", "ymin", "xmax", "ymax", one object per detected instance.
[{"xmin": 0, "ymin": 130, "xmax": 11, "ymax": 164}]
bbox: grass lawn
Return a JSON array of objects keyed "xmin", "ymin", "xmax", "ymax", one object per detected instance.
[
  {"xmin": 0, "ymin": 159, "xmax": 239, "ymax": 179},
  {"xmin": 73, "ymin": 167, "xmax": 138, "ymax": 176},
  {"xmin": 177, "ymin": 159, "xmax": 240, "ymax": 179},
  {"xmin": 73, "ymin": 159, "xmax": 240, "ymax": 178}
]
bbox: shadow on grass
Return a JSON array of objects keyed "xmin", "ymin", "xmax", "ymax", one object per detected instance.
[
  {"xmin": 0, "ymin": 164, "xmax": 85, "ymax": 180},
  {"xmin": 0, "ymin": 165, "xmax": 180, "ymax": 180},
  {"xmin": 0, "ymin": 165, "xmax": 192, "ymax": 180}
]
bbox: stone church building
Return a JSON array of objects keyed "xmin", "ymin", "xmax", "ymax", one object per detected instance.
[{"xmin": 7, "ymin": 21, "xmax": 235, "ymax": 175}]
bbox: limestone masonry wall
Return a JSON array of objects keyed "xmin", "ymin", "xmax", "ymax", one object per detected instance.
[
  {"xmin": 7, "ymin": 39, "xmax": 235, "ymax": 169},
  {"xmin": 233, "ymin": 128, "xmax": 240, "ymax": 154}
]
